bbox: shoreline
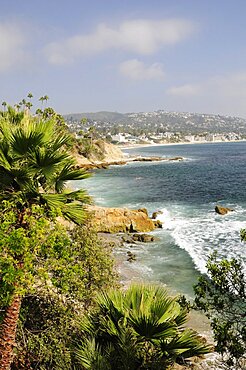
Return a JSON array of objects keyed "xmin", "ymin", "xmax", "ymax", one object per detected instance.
[
  {"xmin": 100, "ymin": 232, "xmax": 213, "ymax": 343},
  {"xmin": 118, "ymin": 138, "xmax": 246, "ymax": 150}
]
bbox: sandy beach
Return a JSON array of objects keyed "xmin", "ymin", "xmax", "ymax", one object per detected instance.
[{"xmin": 118, "ymin": 139, "xmax": 246, "ymax": 150}]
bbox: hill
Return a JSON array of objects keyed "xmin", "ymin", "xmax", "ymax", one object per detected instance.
[{"xmin": 64, "ymin": 110, "xmax": 246, "ymax": 135}]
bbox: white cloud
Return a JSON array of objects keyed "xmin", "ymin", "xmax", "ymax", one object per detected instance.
[
  {"xmin": 0, "ymin": 22, "xmax": 29, "ymax": 72},
  {"xmin": 44, "ymin": 18, "xmax": 194, "ymax": 64},
  {"xmin": 167, "ymin": 84, "xmax": 200, "ymax": 96},
  {"xmin": 119, "ymin": 59, "xmax": 165, "ymax": 80},
  {"xmin": 166, "ymin": 72, "xmax": 246, "ymax": 117}
]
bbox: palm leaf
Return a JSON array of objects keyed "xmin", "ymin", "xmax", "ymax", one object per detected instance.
[
  {"xmin": 160, "ymin": 329, "xmax": 212, "ymax": 359},
  {"xmin": 54, "ymin": 163, "xmax": 90, "ymax": 193},
  {"xmin": 64, "ymin": 189, "xmax": 91, "ymax": 204},
  {"xmin": 0, "ymin": 167, "xmax": 32, "ymax": 192},
  {"xmin": 41, "ymin": 193, "xmax": 69, "ymax": 210},
  {"xmin": 62, "ymin": 202, "xmax": 87, "ymax": 224},
  {"xmin": 33, "ymin": 118, "xmax": 54, "ymax": 143},
  {"xmin": 30, "ymin": 148, "xmax": 70, "ymax": 181},
  {"xmin": 128, "ymin": 313, "xmax": 176, "ymax": 340},
  {"xmin": 11, "ymin": 128, "xmax": 44, "ymax": 156},
  {"xmin": 0, "ymin": 146, "xmax": 11, "ymax": 170},
  {"xmin": 75, "ymin": 338, "xmax": 111, "ymax": 370},
  {"xmin": 51, "ymin": 133, "xmax": 73, "ymax": 151}
]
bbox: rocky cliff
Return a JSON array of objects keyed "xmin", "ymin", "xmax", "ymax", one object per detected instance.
[
  {"xmin": 74, "ymin": 140, "xmax": 125, "ymax": 168},
  {"xmin": 87, "ymin": 206, "xmax": 156, "ymax": 233}
]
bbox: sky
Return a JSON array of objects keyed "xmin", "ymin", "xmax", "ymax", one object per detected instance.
[{"xmin": 1, "ymin": 0, "xmax": 246, "ymax": 117}]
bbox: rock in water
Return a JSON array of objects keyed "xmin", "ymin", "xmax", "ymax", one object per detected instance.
[
  {"xmin": 87, "ymin": 205, "xmax": 156, "ymax": 233},
  {"xmin": 152, "ymin": 210, "xmax": 163, "ymax": 219},
  {"xmin": 215, "ymin": 205, "xmax": 234, "ymax": 215},
  {"xmin": 132, "ymin": 233, "xmax": 156, "ymax": 242}
]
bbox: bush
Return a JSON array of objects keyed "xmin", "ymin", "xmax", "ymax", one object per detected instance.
[
  {"xmin": 11, "ymin": 224, "xmax": 116, "ymax": 369},
  {"xmin": 194, "ymin": 253, "xmax": 246, "ymax": 369},
  {"xmin": 74, "ymin": 284, "xmax": 212, "ymax": 370}
]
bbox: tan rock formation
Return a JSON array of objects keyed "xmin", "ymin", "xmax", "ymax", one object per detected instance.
[
  {"xmin": 87, "ymin": 205, "xmax": 156, "ymax": 233},
  {"xmin": 74, "ymin": 140, "xmax": 126, "ymax": 169},
  {"xmin": 215, "ymin": 205, "xmax": 234, "ymax": 215},
  {"xmin": 93, "ymin": 140, "xmax": 125, "ymax": 163}
]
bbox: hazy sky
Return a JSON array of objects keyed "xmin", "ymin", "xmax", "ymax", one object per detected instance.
[{"xmin": 1, "ymin": 0, "xmax": 246, "ymax": 116}]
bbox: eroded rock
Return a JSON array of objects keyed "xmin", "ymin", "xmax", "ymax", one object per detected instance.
[
  {"xmin": 87, "ymin": 206, "xmax": 156, "ymax": 233},
  {"xmin": 215, "ymin": 205, "xmax": 234, "ymax": 215},
  {"xmin": 132, "ymin": 233, "xmax": 156, "ymax": 243}
]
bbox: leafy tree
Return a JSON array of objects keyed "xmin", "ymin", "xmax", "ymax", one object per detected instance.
[
  {"xmin": 194, "ymin": 250, "xmax": 246, "ymax": 369},
  {"xmin": 0, "ymin": 106, "xmax": 89, "ymax": 369},
  {"xmin": 75, "ymin": 284, "xmax": 212, "ymax": 369}
]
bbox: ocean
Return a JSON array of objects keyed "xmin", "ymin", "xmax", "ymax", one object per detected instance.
[{"xmin": 74, "ymin": 142, "xmax": 246, "ymax": 298}]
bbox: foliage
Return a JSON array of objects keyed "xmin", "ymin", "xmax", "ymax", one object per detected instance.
[
  {"xmin": 193, "ymin": 252, "xmax": 246, "ymax": 369},
  {"xmin": 13, "ymin": 293, "xmax": 74, "ymax": 370},
  {"xmin": 0, "ymin": 104, "xmax": 90, "ymax": 224},
  {"xmin": 0, "ymin": 203, "xmax": 64, "ymax": 309},
  {"xmin": 8, "ymin": 222, "xmax": 116, "ymax": 369},
  {"xmin": 0, "ymin": 99, "xmax": 91, "ymax": 368},
  {"xmin": 74, "ymin": 284, "xmax": 212, "ymax": 370}
]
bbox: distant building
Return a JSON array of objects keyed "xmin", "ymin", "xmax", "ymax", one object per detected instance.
[
  {"xmin": 111, "ymin": 133, "xmax": 127, "ymax": 142},
  {"xmin": 184, "ymin": 135, "xmax": 195, "ymax": 142}
]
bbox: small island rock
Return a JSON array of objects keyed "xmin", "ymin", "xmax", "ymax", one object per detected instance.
[
  {"xmin": 215, "ymin": 205, "xmax": 234, "ymax": 215},
  {"xmin": 152, "ymin": 210, "xmax": 163, "ymax": 219}
]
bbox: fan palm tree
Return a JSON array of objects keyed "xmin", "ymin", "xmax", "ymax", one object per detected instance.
[
  {"xmin": 0, "ymin": 108, "xmax": 90, "ymax": 370},
  {"xmin": 75, "ymin": 285, "xmax": 212, "ymax": 369}
]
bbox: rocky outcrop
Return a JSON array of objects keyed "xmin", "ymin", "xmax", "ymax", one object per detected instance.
[
  {"xmin": 152, "ymin": 210, "xmax": 163, "ymax": 219},
  {"xmin": 131, "ymin": 156, "xmax": 183, "ymax": 163},
  {"xmin": 153, "ymin": 219, "xmax": 163, "ymax": 228},
  {"xmin": 74, "ymin": 140, "xmax": 184, "ymax": 170},
  {"xmin": 127, "ymin": 251, "xmax": 136, "ymax": 262},
  {"xmin": 87, "ymin": 205, "xmax": 156, "ymax": 233},
  {"xmin": 79, "ymin": 160, "xmax": 127, "ymax": 170},
  {"xmin": 215, "ymin": 205, "xmax": 234, "ymax": 215},
  {"xmin": 75, "ymin": 140, "xmax": 126, "ymax": 169},
  {"xmin": 132, "ymin": 156, "xmax": 163, "ymax": 162},
  {"xmin": 132, "ymin": 233, "xmax": 156, "ymax": 242}
]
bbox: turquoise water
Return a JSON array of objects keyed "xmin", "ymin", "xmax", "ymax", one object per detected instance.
[{"xmin": 74, "ymin": 142, "xmax": 246, "ymax": 297}]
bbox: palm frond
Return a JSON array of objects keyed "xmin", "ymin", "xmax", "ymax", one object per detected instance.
[
  {"xmin": 75, "ymin": 338, "xmax": 111, "ymax": 370},
  {"xmin": 30, "ymin": 148, "xmax": 70, "ymax": 181},
  {"xmin": 160, "ymin": 329, "xmax": 212, "ymax": 359},
  {"xmin": 97, "ymin": 290, "xmax": 125, "ymax": 321},
  {"xmin": 11, "ymin": 128, "xmax": 44, "ymax": 156},
  {"xmin": 0, "ymin": 167, "xmax": 33, "ymax": 192},
  {"xmin": 33, "ymin": 118, "xmax": 54, "ymax": 143},
  {"xmin": 51, "ymin": 133, "xmax": 73, "ymax": 151},
  {"xmin": 128, "ymin": 311, "xmax": 177, "ymax": 340},
  {"xmin": 64, "ymin": 189, "xmax": 91, "ymax": 204},
  {"xmin": 41, "ymin": 193, "xmax": 69, "ymax": 210},
  {"xmin": 0, "ymin": 116, "xmax": 13, "ymax": 139},
  {"xmin": 0, "ymin": 145, "xmax": 11, "ymax": 170},
  {"xmin": 62, "ymin": 202, "xmax": 87, "ymax": 225},
  {"xmin": 54, "ymin": 163, "xmax": 90, "ymax": 193}
]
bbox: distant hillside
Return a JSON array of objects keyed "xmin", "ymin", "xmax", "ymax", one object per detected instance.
[
  {"xmin": 64, "ymin": 111, "xmax": 125, "ymax": 123},
  {"xmin": 64, "ymin": 110, "xmax": 246, "ymax": 135}
]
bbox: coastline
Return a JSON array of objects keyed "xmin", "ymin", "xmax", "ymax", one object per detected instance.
[
  {"xmin": 118, "ymin": 138, "xmax": 246, "ymax": 150},
  {"xmin": 80, "ymin": 141, "xmax": 246, "ymax": 370},
  {"xmin": 100, "ymin": 232, "xmax": 213, "ymax": 343}
]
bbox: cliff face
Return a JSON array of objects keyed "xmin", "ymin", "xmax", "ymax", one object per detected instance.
[
  {"xmin": 88, "ymin": 206, "xmax": 156, "ymax": 233},
  {"xmin": 74, "ymin": 140, "xmax": 125, "ymax": 167},
  {"xmin": 90, "ymin": 140, "xmax": 125, "ymax": 163}
]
